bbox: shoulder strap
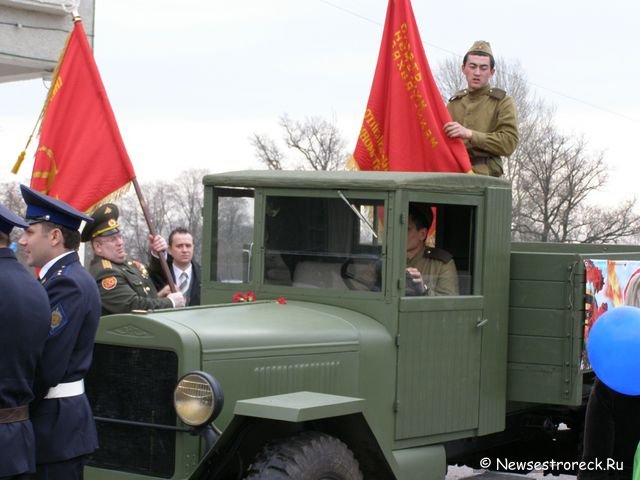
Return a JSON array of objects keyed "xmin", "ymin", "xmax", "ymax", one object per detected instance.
[
  {"xmin": 488, "ymin": 88, "xmax": 507, "ymax": 100},
  {"xmin": 423, "ymin": 247, "xmax": 453, "ymax": 263},
  {"xmin": 449, "ymin": 89, "xmax": 468, "ymax": 101}
]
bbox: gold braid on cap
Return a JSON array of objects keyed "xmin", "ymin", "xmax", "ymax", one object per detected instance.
[{"xmin": 92, "ymin": 219, "xmax": 121, "ymax": 238}]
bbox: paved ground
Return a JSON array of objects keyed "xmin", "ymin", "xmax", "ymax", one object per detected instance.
[{"xmin": 446, "ymin": 465, "xmax": 576, "ymax": 480}]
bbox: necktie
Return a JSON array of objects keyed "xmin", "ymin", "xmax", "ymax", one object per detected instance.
[{"xmin": 179, "ymin": 272, "xmax": 189, "ymax": 295}]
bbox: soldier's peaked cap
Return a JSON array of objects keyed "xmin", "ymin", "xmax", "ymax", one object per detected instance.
[
  {"xmin": 81, "ymin": 203, "xmax": 121, "ymax": 242},
  {"xmin": 0, "ymin": 203, "xmax": 28, "ymax": 234},
  {"xmin": 20, "ymin": 185, "xmax": 93, "ymax": 231},
  {"xmin": 467, "ymin": 40, "xmax": 493, "ymax": 58}
]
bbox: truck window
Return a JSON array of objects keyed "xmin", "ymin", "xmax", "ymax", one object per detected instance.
[
  {"xmin": 263, "ymin": 194, "xmax": 385, "ymax": 291},
  {"xmin": 213, "ymin": 189, "xmax": 254, "ymax": 283},
  {"xmin": 404, "ymin": 202, "xmax": 476, "ymax": 296}
]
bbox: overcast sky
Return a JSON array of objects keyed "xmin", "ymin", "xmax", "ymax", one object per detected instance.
[{"xmin": 1, "ymin": 0, "xmax": 638, "ymax": 205}]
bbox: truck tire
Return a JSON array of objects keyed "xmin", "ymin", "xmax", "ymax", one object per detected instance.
[{"xmin": 244, "ymin": 431, "xmax": 363, "ymax": 480}]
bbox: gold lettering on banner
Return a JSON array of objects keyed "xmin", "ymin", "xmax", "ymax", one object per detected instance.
[
  {"xmin": 359, "ymin": 108, "xmax": 389, "ymax": 170},
  {"xmin": 391, "ymin": 23, "xmax": 438, "ymax": 148}
]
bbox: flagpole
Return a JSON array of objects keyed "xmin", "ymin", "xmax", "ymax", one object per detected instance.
[{"xmin": 132, "ymin": 178, "xmax": 178, "ymax": 293}]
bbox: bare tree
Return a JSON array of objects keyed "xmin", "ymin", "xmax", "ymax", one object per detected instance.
[
  {"xmin": 435, "ymin": 56, "xmax": 640, "ymax": 243},
  {"xmin": 251, "ymin": 115, "xmax": 348, "ymax": 171},
  {"xmin": 164, "ymin": 168, "xmax": 206, "ymax": 260},
  {"xmin": 251, "ymin": 135, "xmax": 284, "ymax": 170},
  {"xmin": 512, "ymin": 127, "xmax": 610, "ymax": 242},
  {"xmin": 101, "ymin": 170, "xmax": 206, "ymax": 263},
  {"xmin": 579, "ymin": 201, "xmax": 640, "ymax": 244}
]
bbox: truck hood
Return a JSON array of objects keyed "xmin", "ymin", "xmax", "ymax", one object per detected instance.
[{"xmin": 136, "ymin": 300, "xmax": 362, "ymax": 357}]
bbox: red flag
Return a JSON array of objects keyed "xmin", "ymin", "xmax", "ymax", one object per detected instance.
[
  {"xmin": 24, "ymin": 20, "xmax": 135, "ymax": 212},
  {"xmin": 352, "ymin": 0, "xmax": 471, "ymax": 173}
]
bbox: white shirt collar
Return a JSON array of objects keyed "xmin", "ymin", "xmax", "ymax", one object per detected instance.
[
  {"xmin": 172, "ymin": 263, "xmax": 192, "ymax": 280},
  {"xmin": 40, "ymin": 251, "xmax": 74, "ymax": 279}
]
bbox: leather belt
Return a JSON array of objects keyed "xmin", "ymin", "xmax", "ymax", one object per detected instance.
[
  {"xmin": 0, "ymin": 405, "xmax": 29, "ymax": 424},
  {"xmin": 470, "ymin": 156, "xmax": 493, "ymax": 165},
  {"xmin": 44, "ymin": 379, "xmax": 84, "ymax": 399}
]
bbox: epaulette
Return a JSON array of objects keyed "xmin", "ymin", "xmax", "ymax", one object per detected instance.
[
  {"xmin": 101, "ymin": 258, "xmax": 112, "ymax": 269},
  {"xmin": 448, "ymin": 89, "xmax": 468, "ymax": 102},
  {"xmin": 488, "ymin": 88, "xmax": 506, "ymax": 100},
  {"xmin": 53, "ymin": 266, "xmax": 68, "ymax": 277},
  {"xmin": 41, "ymin": 264, "xmax": 69, "ymax": 285},
  {"xmin": 423, "ymin": 247, "xmax": 453, "ymax": 263}
]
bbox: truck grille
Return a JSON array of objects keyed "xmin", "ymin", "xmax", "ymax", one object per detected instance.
[{"xmin": 86, "ymin": 344, "xmax": 179, "ymax": 478}]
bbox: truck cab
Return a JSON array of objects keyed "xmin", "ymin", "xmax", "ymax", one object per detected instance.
[{"xmin": 85, "ymin": 171, "xmax": 634, "ymax": 480}]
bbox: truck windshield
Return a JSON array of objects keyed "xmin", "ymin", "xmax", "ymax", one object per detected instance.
[{"xmin": 263, "ymin": 194, "xmax": 385, "ymax": 291}]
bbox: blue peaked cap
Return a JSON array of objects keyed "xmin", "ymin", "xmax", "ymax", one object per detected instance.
[
  {"xmin": 0, "ymin": 204, "xmax": 28, "ymax": 235},
  {"xmin": 20, "ymin": 185, "xmax": 93, "ymax": 231}
]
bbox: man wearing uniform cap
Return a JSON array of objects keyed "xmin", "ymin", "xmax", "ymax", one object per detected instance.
[
  {"xmin": 405, "ymin": 204, "xmax": 459, "ymax": 296},
  {"xmin": 444, "ymin": 40, "xmax": 519, "ymax": 177},
  {"xmin": 18, "ymin": 185, "xmax": 100, "ymax": 480},
  {"xmin": 81, "ymin": 203, "xmax": 185, "ymax": 314},
  {"xmin": 0, "ymin": 203, "xmax": 50, "ymax": 480}
]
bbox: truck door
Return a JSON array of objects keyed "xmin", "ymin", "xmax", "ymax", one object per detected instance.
[{"xmin": 395, "ymin": 201, "xmax": 486, "ymax": 441}]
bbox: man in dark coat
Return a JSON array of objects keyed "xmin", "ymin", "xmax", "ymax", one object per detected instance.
[
  {"xmin": 0, "ymin": 204, "xmax": 50, "ymax": 480},
  {"xmin": 18, "ymin": 185, "xmax": 101, "ymax": 480},
  {"xmin": 150, "ymin": 227, "xmax": 201, "ymax": 306}
]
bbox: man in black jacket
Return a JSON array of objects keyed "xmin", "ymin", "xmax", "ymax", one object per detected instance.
[{"xmin": 150, "ymin": 227, "xmax": 201, "ymax": 306}]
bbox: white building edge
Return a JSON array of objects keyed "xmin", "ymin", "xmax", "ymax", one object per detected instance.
[{"xmin": 0, "ymin": 0, "xmax": 95, "ymax": 83}]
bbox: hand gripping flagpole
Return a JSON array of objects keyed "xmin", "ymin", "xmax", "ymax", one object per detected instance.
[{"xmin": 132, "ymin": 178, "xmax": 178, "ymax": 293}]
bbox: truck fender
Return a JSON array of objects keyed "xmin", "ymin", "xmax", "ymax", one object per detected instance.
[
  {"xmin": 233, "ymin": 390, "xmax": 364, "ymax": 421},
  {"xmin": 189, "ymin": 391, "xmax": 397, "ymax": 479}
]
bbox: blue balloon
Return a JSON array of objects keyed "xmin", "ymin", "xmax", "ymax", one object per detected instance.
[{"xmin": 587, "ymin": 306, "xmax": 640, "ymax": 395}]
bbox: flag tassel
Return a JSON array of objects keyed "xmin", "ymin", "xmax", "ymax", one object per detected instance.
[
  {"xmin": 11, "ymin": 19, "xmax": 74, "ymax": 176},
  {"xmin": 11, "ymin": 151, "xmax": 26, "ymax": 175}
]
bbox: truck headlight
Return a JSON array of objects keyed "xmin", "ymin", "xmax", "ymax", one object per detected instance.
[{"xmin": 174, "ymin": 371, "xmax": 224, "ymax": 427}]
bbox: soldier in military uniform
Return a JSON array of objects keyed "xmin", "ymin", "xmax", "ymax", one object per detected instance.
[
  {"xmin": 81, "ymin": 203, "xmax": 185, "ymax": 315},
  {"xmin": 444, "ymin": 40, "xmax": 519, "ymax": 177},
  {"xmin": 18, "ymin": 186, "xmax": 101, "ymax": 480},
  {"xmin": 0, "ymin": 204, "xmax": 50, "ymax": 480},
  {"xmin": 405, "ymin": 205, "xmax": 459, "ymax": 296}
]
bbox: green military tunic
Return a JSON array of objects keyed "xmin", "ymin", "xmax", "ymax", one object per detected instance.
[
  {"xmin": 447, "ymin": 84, "xmax": 519, "ymax": 177},
  {"xmin": 89, "ymin": 256, "xmax": 173, "ymax": 315},
  {"xmin": 407, "ymin": 247, "xmax": 459, "ymax": 296}
]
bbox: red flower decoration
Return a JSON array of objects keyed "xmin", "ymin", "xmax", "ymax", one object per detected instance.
[
  {"xmin": 233, "ymin": 291, "xmax": 258, "ymax": 303},
  {"xmin": 276, "ymin": 297, "xmax": 287, "ymax": 304}
]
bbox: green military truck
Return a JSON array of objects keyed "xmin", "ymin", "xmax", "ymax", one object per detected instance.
[{"xmin": 84, "ymin": 171, "xmax": 640, "ymax": 480}]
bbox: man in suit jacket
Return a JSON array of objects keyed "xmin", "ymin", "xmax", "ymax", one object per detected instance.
[
  {"xmin": 0, "ymin": 203, "xmax": 50, "ymax": 480},
  {"xmin": 150, "ymin": 227, "xmax": 201, "ymax": 306},
  {"xmin": 18, "ymin": 185, "xmax": 101, "ymax": 480}
]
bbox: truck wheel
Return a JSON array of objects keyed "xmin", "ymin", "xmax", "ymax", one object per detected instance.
[{"xmin": 244, "ymin": 431, "xmax": 363, "ymax": 480}]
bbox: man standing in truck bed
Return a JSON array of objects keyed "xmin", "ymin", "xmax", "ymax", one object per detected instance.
[{"xmin": 444, "ymin": 40, "xmax": 519, "ymax": 177}]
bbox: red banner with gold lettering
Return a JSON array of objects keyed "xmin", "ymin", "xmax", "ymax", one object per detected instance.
[
  {"xmin": 352, "ymin": 0, "xmax": 471, "ymax": 172},
  {"xmin": 27, "ymin": 20, "xmax": 135, "ymax": 212}
]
